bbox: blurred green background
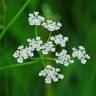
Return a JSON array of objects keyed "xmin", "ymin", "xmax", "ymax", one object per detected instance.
[{"xmin": 0, "ymin": 0, "xmax": 96, "ymax": 96}]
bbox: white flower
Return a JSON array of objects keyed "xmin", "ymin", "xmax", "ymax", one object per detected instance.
[
  {"xmin": 28, "ymin": 11, "xmax": 45, "ymax": 25},
  {"xmin": 13, "ymin": 45, "xmax": 34, "ymax": 63},
  {"xmin": 55, "ymin": 49, "xmax": 74, "ymax": 66},
  {"xmin": 72, "ymin": 46, "xmax": 90, "ymax": 64},
  {"xmin": 39, "ymin": 65, "xmax": 64, "ymax": 84},
  {"xmin": 17, "ymin": 58, "xmax": 23, "ymax": 63},
  {"xmin": 41, "ymin": 20, "xmax": 62, "ymax": 31},
  {"xmin": 25, "ymin": 46, "xmax": 34, "ymax": 57},
  {"xmin": 41, "ymin": 41, "xmax": 55, "ymax": 54},
  {"xmin": 27, "ymin": 37, "xmax": 43, "ymax": 51},
  {"xmin": 50, "ymin": 34, "xmax": 68, "ymax": 47}
]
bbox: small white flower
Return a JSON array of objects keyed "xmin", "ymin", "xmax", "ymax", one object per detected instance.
[
  {"xmin": 72, "ymin": 46, "xmax": 90, "ymax": 64},
  {"xmin": 39, "ymin": 65, "xmax": 64, "ymax": 84},
  {"xmin": 28, "ymin": 11, "xmax": 45, "ymax": 25},
  {"xmin": 50, "ymin": 34, "xmax": 68, "ymax": 47},
  {"xmin": 25, "ymin": 46, "xmax": 34, "ymax": 57},
  {"xmin": 27, "ymin": 37, "xmax": 43, "ymax": 51},
  {"xmin": 45, "ymin": 77, "xmax": 51, "ymax": 84},
  {"xmin": 41, "ymin": 20, "xmax": 62, "ymax": 31},
  {"xmin": 17, "ymin": 57, "xmax": 23, "ymax": 63},
  {"xmin": 13, "ymin": 45, "xmax": 34, "ymax": 63},
  {"xmin": 55, "ymin": 49, "xmax": 74, "ymax": 66},
  {"xmin": 41, "ymin": 41, "xmax": 55, "ymax": 54},
  {"xmin": 58, "ymin": 74, "xmax": 64, "ymax": 79}
]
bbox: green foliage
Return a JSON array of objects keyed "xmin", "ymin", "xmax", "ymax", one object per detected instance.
[{"xmin": 0, "ymin": 0, "xmax": 96, "ymax": 96}]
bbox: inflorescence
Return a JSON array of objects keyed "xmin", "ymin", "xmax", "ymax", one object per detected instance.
[
  {"xmin": 13, "ymin": 11, "xmax": 90, "ymax": 84},
  {"xmin": 39, "ymin": 65, "xmax": 64, "ymax": 84}
]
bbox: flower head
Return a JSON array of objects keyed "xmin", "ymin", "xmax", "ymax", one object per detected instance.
[
  {"xmin": 50, "ymin": 34, "xmax": 68, "ymax": 47},
  {"xmin": 41, "ymin": 41, "xmax": 55, "ymax": 54},
  {"xmin": 27, "ymin": 37, "xmax": 43, "ymax": 51},
  {"xmin": 28, "ymin": 11, "xmax": 45, "ymax": 25},
  {"xmin": 41, "ymin": 20, "xmax": 62, "ymax": 31},
  {"xmin": 39, "ymin": 65, "xmax": 64, "ymax": 84},
  {"xmin": 55, "ymin": 49, "xmax": 74, "ymax": 66},
  {"xmin": 13, "ymin": 45, "xmax": 34, "ymax": 63},
  {"xmin": 72, "ymin": 46, "xmax": 90, "ymax": 64}
]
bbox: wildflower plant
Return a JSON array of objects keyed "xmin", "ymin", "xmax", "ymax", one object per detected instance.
[{"xmin": 13, "ymin": 11, "xmax": 90, "ymax": 84}]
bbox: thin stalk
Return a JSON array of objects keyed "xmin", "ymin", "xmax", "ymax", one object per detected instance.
[
  {"xmin": 2, "ymin": 0, "xmax": 7, "ymax": 26},
  {"xmin": 0, "ymin": 59, "xmax": 39, "ymax": 71},
  {"xmin": 40, "ymin": 54, "xmax": 46, "ymax": 66},
  {"xmin": 47, "ymin": 32, "xmax": 52, "ymax": 41},
  {"xmin": 40, "ymin": 55, "xmax": 52, "ymax": 96},
  {"xmin": 45, "ymin": 84, "xmax": 52, "ymax": 96},
  {"xmin": 35, "ymin": 26, "xmax": 38, "ymax": 37},
  {"xmin": 34, "ymin": 24, "xmax": 52, "ymax": 96},
  {"xmin": 0, "ymin": 0, "xmax": 30, "ymax": 40},
  {"xmin": 45, "ymin": 31, "xmax": 52, "ymax": 96},
  {"xmin": 30, "ymin": 57, "xmax": 40, "ymax": 60},
  {"xmin": 45, "ymin": 57, "xmax": 56, "ymax": 60}
]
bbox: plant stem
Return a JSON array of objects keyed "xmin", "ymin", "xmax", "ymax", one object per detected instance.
[
  {"xmin": 47, "ymin": 32, "xmax": 52, "ymax": 41},
  {"xmin": 0, "ymin": 59, "xmax": 39, "ymax": 71},
  {"xmin": 45, "ymin": 84, "xmax": 52, "ymax": 96},
  {"xmin": 40, "ymin": 55, "xmax": 52, "ymax": 96},
  {"xmin": 45, "ymin": 57, "xmax": 52, "ymax": 96},
  {"xmin": 40, "ymin": 54, "xmax": 46, "ymax": 66},
  {"xmin": 2, "ymin": 0, "xmax": 7, "ymax": 26},
  {"xmin": 34, "ymin": 23, "xmax": 52, "ymax": 96},
  {"xmin": 0, "ymin": 0, "xmax": 30, "ymax": 40},
  {"xmin": 45, "ymin": 57, "xmax": 56, "ymax": 60},
  {"xmin": 35, "ymin": 26, "xmax": 38, "ymax": 37}
]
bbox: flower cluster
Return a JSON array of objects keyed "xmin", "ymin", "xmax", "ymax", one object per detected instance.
[
  {"xmin": 41, "ymin": 20, "xmax": 62, "ymax": 31},
  {"xmin": 39, "ymin": 65, "xmax": 64, "ymax": 84},
  {"xmin": 27, "ymin": 37, "xmax": 43, "ymax": 51},
  {"xmin": 13, "ymin": 11, "xmax": 90, "ymax": 84},
  {"xmin": 28, "ymin": 11, "xmax": 62, "ymax": 31},
  {"xmin": 55, "ymin": 49, "xmax": 74, "ymax": 66},
  {"xmin": 72, "ymin": 46, "xmax": 90, "ymax": 64},
  {"xmin": 13, "ymin": 46, "xmax": 34, "ymax": 63},
  {"xmin": 41, "ymin": 41, "xmax": 55, "ymax": 54},
  {"xmin": 50, "ymin": 34, "xmax": 68, "ymax": 47},
  {"xmin": 28, "ymin": 11, "xmax": 45, "ymax": 25}
]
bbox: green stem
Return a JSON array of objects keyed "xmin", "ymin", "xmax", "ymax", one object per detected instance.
[
  {"xmin": 0, "ymin": 0, "xmax": 30, "ymax": 40},
  {"xmin": 45, "ymin": 57, "xmax": 56, "ymax": 60},
  {"xmin": 47, "ymin": 32, "xmax": 52, "ymax": 41},
  {"xmin": 2, "ymin": 0, "xmax": 7, "ymax": 26},
  {"xmin": 40, "ymin": 54, "xmax": 46, "ymax": 66},
  {"xmin": 45, "ymin": 84, "xmax": 52, "ymax": 96},
  {"xmin": 39, "ymin": 53, "xmax": 52, "ymax": 96},
  {"xmin": 45, "ymin": 31, "xmax": 52, "ymax": 96},
  {"xmin": 30, "ymin": 57, "xmax": 40, "ymax": 60},
  {"xmin": 34, "ymin": 25, "xmax": 52, "ymax": 96},
  {"xmin": 0, "ymin": 59, "xmax": 39, "ymax": 71},
  {"xmin": 40, "ymin": 55, "xmax": 52, "ymax": 96},
  {"xmin": 35, "ymin": 26, "xmax": 38, "ymax": 37}
]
